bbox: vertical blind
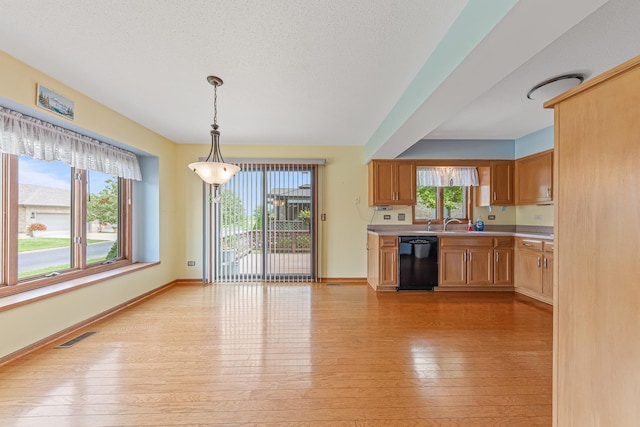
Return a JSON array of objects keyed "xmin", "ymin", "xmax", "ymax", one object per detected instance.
[{"xmin": 207, "ymin": 161, "xmax": 320, "ymax": 283}]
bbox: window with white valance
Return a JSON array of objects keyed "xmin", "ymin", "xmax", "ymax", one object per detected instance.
[
  {"xmin": 0, "ymin": 106, "xmax": 141, "ymax": 180},
  {"xmin": 416, "ymin": 166, "xmax": 479, "ymax": 187},
  {"xmin": 0, "ymin": 105, "xmax": 138, "ymax": 294},
  {"xmin": 414, "ymin": 166, "xmax": 478, "ymax": 222}
]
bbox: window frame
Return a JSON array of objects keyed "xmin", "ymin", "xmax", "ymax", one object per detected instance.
[
  {"xmin": 411, "ymin": 159, "xmax": 490, "ymax": 225},
  {"xmin": 413, "ymin": 185, "xmax": 473, "ymax": 224},
  {"xmin": 0, "ymin": 153, "xmax": 133, "ymax": 296}
]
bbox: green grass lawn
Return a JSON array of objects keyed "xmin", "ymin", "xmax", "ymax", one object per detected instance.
[{"xmin": 18, "ymin": 237, "xmax": 107, "ymax": 253}]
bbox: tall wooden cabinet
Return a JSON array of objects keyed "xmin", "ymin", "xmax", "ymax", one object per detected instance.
[
  {"xmin": 368, "ymin": 160, "xmax": 415, "ymax": 205},
  {"xmin": 545, "ymin": 55, "xmax": 640, "ymax": 426},
  {"xmin": 476, "ymin": 160, "xmax": 515, "ymax": 206},
  {"xmin": 515, "ymin": 150, "xmax": 553, "ymax": 205}
]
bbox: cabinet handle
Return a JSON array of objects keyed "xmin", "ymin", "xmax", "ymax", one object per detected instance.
[
  {"xmin": 463, "ymin": 252, "xmax": 466, "ymax": 262},
  {"xmin": 523, "ymin": 243, "xmax": 533, "ymax": 247},
  {"xmin": 537, "ymin": 256, "xmax": 541, "ymax": 268},
  {"xmin": 495, "ymin": 252, "xmax": 499, "ymax": 263},
  {"xmin": 544, "ymin": 258, "xmax": 548, "ymax": 269},
  {"xmin": 469, "ymin": 252, "xmax": 473, "ymax": 262},
  {"xmin": 493, "ymin": 191, "xmax": 497, "ymax": 201},
  {"xmin": 546, "ymin": 187, "xmax": 551, "ymax": 197}
]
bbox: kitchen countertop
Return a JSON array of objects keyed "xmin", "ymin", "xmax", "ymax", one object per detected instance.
[{"xmin": 368, "ymin": 229, "xmax": 554, "ymax": 240}]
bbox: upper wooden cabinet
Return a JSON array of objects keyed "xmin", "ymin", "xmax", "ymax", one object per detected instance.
[
  {"xmin": 476, "ymin": 160, "xmax": 515, "ymax": 206},
  {"xmin": 368, "ymin": 161, "xmax": 416, "ymax": 206},
  {"xmin": 515, "ymin": 150, "xmax": 553, "ymax": 205}
]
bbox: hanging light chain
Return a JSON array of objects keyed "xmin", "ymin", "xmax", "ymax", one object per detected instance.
[{"xmin": 213, "ymin": 80, "xmax": 218, "ymax": 127}]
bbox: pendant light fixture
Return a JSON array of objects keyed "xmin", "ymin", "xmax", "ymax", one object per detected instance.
[{"xmin": 188, "ymin": 76, "xmax": 240, "ymax": 202}]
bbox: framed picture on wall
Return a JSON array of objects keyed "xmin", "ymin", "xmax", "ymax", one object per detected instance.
[{"xmin": 36, "ymin": 84, "xmax": 74, "ymax": 120}]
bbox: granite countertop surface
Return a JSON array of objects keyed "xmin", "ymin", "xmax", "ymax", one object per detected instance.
[{"xmin": 367, "ymin": 225, "xmax": 553, "ymax": 239}]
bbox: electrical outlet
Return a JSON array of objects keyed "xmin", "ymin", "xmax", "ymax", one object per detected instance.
[
  {"xmin": 383, "ymin": 214, "xmax": 391, "ymax": 220},
  {"xmin": 534, "ymin": 214, "xmax": 543, "ymax": 221},
  {"xmin": 488, "ymin": 215, "xmax": 496, "ymax": 220},
  {"xmin": 355, "ymin": 196, "xmax": 360, "ymax": 204},
  {"xmin": 187, "ymin": 261, "xmax": 195, "ymax": 266},
  {"xmin": 321, "ymin": 213, "xmax": 326, "ymax": 221},
  {"xmin": 398, "ymin": 213, "xmax": 405, "ymax": 221}
]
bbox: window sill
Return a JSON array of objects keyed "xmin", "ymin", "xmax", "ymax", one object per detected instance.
[{"xmin": 0, "ymin": 262, "xmax": 159, "ymax": 312}]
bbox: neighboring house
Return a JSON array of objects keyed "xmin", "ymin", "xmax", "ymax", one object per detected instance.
[
  {"xmin": 18, "ymin": 184, "xmax": 70, "ymax": 233},
  {"xmin": 268, "ymin": 185, "xmax": 311, "ymax": 221}
]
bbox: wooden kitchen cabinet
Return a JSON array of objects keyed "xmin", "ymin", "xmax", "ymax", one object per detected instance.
[
  {"xmin": 542, "ymin": 241, "xmax": 554, "ymax": 298},
  {"xmin": 494, "ymin": 237, "xmax": 514, "ymax": 285},
  {"xmin": 515, "ymin": 150, "xmax": 553, "ymax": 205},
  {"xmin": 368, "ymin": 160, "xmax": 415, "ymax": 206},
  {"xmin": 439, "ymin": 236, "xmax": 513, "ymax": 288},
  {"xmin": 476, "ymin": 160, "xmax": 515, "ymax": 206},
  {"xmin": 379, "ymin": 237, "xmax": 398, "ymax": 287},
  {"xmin": 514, "ymin": 237, "xmax": 553, "ymax": 303},
  {"xmin": 366, "ymin": 233, "xmax": 398, "ymax": 291}
]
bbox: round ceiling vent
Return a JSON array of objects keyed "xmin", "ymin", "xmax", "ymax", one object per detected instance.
[{"xmin": 527, "ymin": 74, "xmax": 584, "ymax": 101}]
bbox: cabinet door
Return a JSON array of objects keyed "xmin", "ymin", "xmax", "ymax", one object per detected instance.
[
  {"xmin": 491, "ymin": 161, "xmax": 514, "ymax": 205},
  {"xmin": 395, "ymin": 162, "xmax": 416, "ymax": 205},
  {"xmin": 515, "ymin": 150, "xmax": 553, "ymax": 205},
  {"xmin": 494, "ymin": 248, "xmax": 514, "ymax": 285},
  {"xmin": 467, "ymin": 248, "xmax": 494, "ymax": 285},
  {"xmin": 439, "ymin": 248, "xmax": 467, "ymax": 285},
  {"xmin": 517, "ymin": 250, "xmax": 543, "ymax": 292},
  {"xmin": 379, "ymin": 248, "xmax": 398, "ymax": 287},
  {"xmin": 370, "ymin": 162, "xmax": 395, "ymax": 205},
  {"xmin": 542, "ymin": 254, "xmax": 554, "ymax": 297}
]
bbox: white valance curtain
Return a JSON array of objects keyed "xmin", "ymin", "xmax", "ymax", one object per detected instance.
[
  {"xmin": 417, "ymin": 166, "xmax": 479, "ymax": 187},
  {"xmin": 0, "ymin": 106, "xmax": 142, "ymax": 180}
]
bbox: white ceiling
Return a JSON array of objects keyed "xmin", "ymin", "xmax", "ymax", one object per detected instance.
[{"xmin": 0, "ymin": 0, "xmax": 638, "ymax": 160}]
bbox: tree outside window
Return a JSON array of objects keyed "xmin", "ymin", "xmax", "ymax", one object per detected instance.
[{"xmin": 415, "ymin": 185, "xmax": 468, "ymax": 222}]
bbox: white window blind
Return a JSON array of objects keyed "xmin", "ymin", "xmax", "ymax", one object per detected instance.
[
  {"xmin": 0, "ymin": 106, "xmax": 142, "ymax": 180},
  {"xmin": 417, "ymin": 166, "xmax": 479, "ymax": 187},
  {"xmin": 207, "ymin": 161, "xmax": 318, "ymax": 283}
]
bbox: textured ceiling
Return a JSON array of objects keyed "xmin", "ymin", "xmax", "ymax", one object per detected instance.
[
  {"xmin": 0, "ymin": 0, "xmax": 637, "ymax": 160},
  {"xmin": 0, "ymin": 0, "xmax": 465, "ymax": 147}
]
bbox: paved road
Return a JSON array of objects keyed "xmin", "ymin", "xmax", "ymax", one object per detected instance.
[{"xmin": 18, "ymin": 241, "xmax": 115, "ymax": 273}]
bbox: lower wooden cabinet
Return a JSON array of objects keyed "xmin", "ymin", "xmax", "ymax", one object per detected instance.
[
  {"xmin": 515, "ymin": 237, "xmax": 554, "ymax": 303},
  {"xmin": 439, "ymin": 236, "xmax": 513, "ymax": 288},
  {"xmin": 379, "ymin": 238, "xmax": 398, "ymax": 288},
  {"xmin": 366, "ymin": 233, "xmax": 398, "ymax": 291}
]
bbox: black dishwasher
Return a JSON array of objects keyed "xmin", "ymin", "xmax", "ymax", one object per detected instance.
[{"xmin": 398, "ymin": 236, "xmax": 439, "ymax": 291}]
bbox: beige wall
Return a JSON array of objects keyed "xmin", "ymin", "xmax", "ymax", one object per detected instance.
[
  {"xmin": 174, "ymin": 144, "xmax": 369, "ymax": 279},
  {"xmin": 0, "ymin": 51, "xmax": 179, "ymax": 358}
]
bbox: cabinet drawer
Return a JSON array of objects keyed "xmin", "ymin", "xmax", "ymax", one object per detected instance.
[
  {"xmin": 380, "ymin": 236, "xmax": 398, "ymax": 248},
  {"xmin": 440, "ymin": 236, "xmax": 493, "ymax": 248},
  {"xmin": 543, "ymin": 240, "xmax": 554, "ymax": 253},
  {"xmin": 516, "ymin": 238, "xmax": 543, "ymax": 251},
  {"xmin": 494, "ymin": 236, "xmax": 514, "ymax": 248}
]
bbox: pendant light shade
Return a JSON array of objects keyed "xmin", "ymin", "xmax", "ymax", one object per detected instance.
[
  {"xmin": 188, "ymin": 76, "xmax": 240, "ymax": 198},
  {"xmin": 188, "ymin": 161, "xmax": 240, "ymax": 186}
]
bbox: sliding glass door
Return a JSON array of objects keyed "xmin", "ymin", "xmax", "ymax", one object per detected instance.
[{"xmin": 207, "ymin": 162, "xmax": 316, "ymax": 282}]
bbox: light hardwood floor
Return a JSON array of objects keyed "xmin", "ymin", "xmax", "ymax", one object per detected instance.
[{"xmin": 0, "ymin": 283, "xmax": 552, "ymax": 426}]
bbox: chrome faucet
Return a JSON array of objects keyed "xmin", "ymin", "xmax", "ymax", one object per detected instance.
[
  {"xmin": 443, "ymin": 218, "xmax": 462, "ymax": 231},
  {"xmin": 427, "ymin": 219, "xmax": 432, "ymax": 231}
]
